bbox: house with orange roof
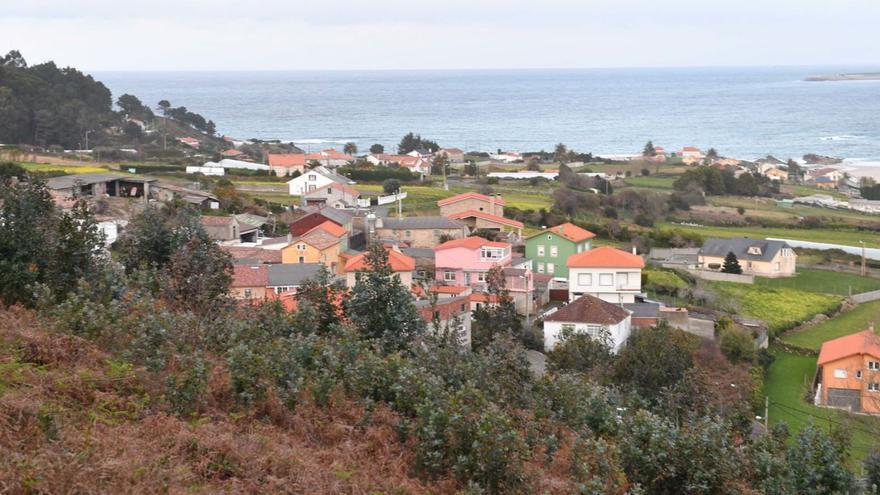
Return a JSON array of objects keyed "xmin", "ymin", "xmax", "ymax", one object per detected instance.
[
  {"xmin": 438, "ymin": 192, "xmax": 504, "ymax": 217},
  {"xmin": 287, "ymin": 166, "xmax": 355, "ymax": 196},
  {"xmin": 415, "ymin": 294, "xmax": 472, "ymax": 347},
  {"xmin": 230, "ymin": 265, "xmax": 269, "ymax": 302},
  {"xmin": 178, "ymin": 136, "xmax": 200, "ymax": 149},
  {"xmin": 525, "ymin": 222, "xmax": 596, "ymax": 280},
  {"xmin": 815, "ymin": 329, "xmax": 880, "ymax": 414},
  {"xmin": 343, "ymin": 246, "xmax": 416, "ymax": 288},
  {"xmin": 221, "ymin": 148, "xmax": 243, "ymax": 158},
  {"xmin": 268, "ymin": 153, "xmax": 307, "ymax": 176},
  {"xmin": 305, "ymin": 149, "xmax": 355, "ymax": 168},
  {"xmin": 280, "ymin": 227, "xmax": 343, "ymax": 272},
  {"xmin": 436, "ymin": 147, "xmax": 465, "ymax": 163},
  {"xmin": 446, "ymin": 210, "xmax": 523, "ymax": 241},
  {"xmin": 302, "ymin": 182, "xmax": 361, "ymax": 208},
  {"xmin": 567, "ymin": 246, "xmax": 645, "ymax": 303}
]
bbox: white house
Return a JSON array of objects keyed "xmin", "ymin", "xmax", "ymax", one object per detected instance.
[
  {"xmin": 287, "ymin": 166, "xmax": 354, "ymax": 196},
  {"xmin": 542, "ymin": 294, "xmax": 633, "ymax": 353},
  {"xmin": 567, "ymin": 246, "xmax": 645, "ymax": 304},
  {"xmin": 203, "ymin": 158, "xmax": 270, "ymax": 172},
  {"xmin": 489, "ymin": 151, "xmax": 523, "ymax": 163}
]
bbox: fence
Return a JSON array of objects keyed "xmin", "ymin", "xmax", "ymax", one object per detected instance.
[
  {"xmin": 377, "ymin": 191, "xmax": 407, "ymax": 205},
  {"xmin": 685, "ymin": 269, "xmax": 754, "ymax": 284},
  {"xmin": 852, "ymin": 289, "xmax": 880, "ymax": 303}
]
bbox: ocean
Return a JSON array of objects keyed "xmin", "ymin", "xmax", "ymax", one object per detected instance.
[{"xmin": 95, "ymin": 67, "xmax": 880, "ymax": 163}]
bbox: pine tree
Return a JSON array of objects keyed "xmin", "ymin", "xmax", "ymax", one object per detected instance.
[
  {"xmin": 471, "ymin": 266, "xmax": 523, "ymax": 350},
  {"xmin": 721, "ymin": 252, "xmax": 743, "ymax": 274},
  {"xmin": 295, "ymin": 265, "xmax": 346, "ymax": 335},
  {"xmin": 347, "ymin": 245, "xmax": 426, "ymax": 353},
  {"xmin": 643, "ymin": 140, "xmax": 656, "ymax": 157}
]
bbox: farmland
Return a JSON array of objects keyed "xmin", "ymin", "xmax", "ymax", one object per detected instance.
[
  {"xmin": 657, "ymin": 222, "xmax": 880, "ymax": 248},
  {"xmin": 755, "ymin": 267, "xmax": 880, "ymax": 296},
  {"xmin": 710, "ymin": 282, "xmax": 841, "ymax": 335},
  {"xmin": 781, "ymin": 300, "xmax": 880, "ymax": 351}
]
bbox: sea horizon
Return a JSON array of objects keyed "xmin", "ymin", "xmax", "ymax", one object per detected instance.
[{"xmin": 95, "ymin": 65, "xmax": 880, "ymax": 162}]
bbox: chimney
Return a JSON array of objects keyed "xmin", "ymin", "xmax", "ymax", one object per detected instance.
[
  {"xmin": 559, "ymin": 224, "xmax": 564, "ymax": 234},
  {"xmin": 287, "ymin": 233, "xmax": 292, "ymax": 242},
  {"xmin": 632, "ymin": 245, "xmax": 637, "ymax": 255}
]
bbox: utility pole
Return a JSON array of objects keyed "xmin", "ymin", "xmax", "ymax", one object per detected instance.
[{"xmin": 764, "ymin": 396, "xmax": 769, "ymax": 431}]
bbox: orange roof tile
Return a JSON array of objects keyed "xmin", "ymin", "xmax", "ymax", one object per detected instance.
[
  {"xmin": 292, "ymin": 228, "xmax": 341, "ymax": 251},
  {"xmin": 344, "ymin": 248, "xmax": 416, "ymax": 272},
  {"xmin": 818, "ymin": 329, "xmax": 880, "ymax": 365},
  {"xmin": 200, "ymin": 215, "xmax": 235, "ymax": 226},
  {"xmin": 447, "ymin": 210, "xmax": 524, "ymax": 229},
  {"xmin": 221, "ymin": 149, "xmax": 243, "ymax": 157},
  {"xmin": 268, "ymin": 153, "xmax": 306, "ymax": 167},
  {"xmin": 567, "ymin": 246, "xmax": 645, "ymax": 269},
  {"xmin": 430, "ymin": 285, "xmax": 469, "ymax": 294},
  {"xmin": 304, "ymin": 220, "xmax": 347, "ymax": 238},
  {"xmin": 434, "ymin": 236, "xmax": 510, "ymax": 251},
  {"xmin": 540, "ymin": 222, "xmax": 596, "ymax": 243},
  {"xmin": 437, "ymin": 192, "xmax": 505, "ymax": 207},
  {"xmin": 231, "ymin": 265, "xmax": 268, "ymax": 288}
]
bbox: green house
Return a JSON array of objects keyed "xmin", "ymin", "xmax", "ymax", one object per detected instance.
[{"xmin": 524, "ymin": 223, "xmax": 596, "ymax": 279}]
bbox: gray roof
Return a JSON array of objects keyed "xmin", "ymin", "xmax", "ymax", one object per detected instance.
[
  {"xmin": 401, "ymin": 247, "xmax": 435, "ymax": 260},
  {"xmin": 302, "ymin": 206, "xmax": 353, "ymax": 225},
  {"xmin": 647, "ymin": 248, "xmax": 699, "ymax": 265},
  {"xmin": 379, "ymin": 216, "xmax": 465, "ymax": 230},
  {"xmin": 267, "ymin": 263, "xmax": 323, "ymax": 287},
  {"xmin": 699, "ymin": 237, "xmax": 791, "ymax": 262},
  {"xmin": 46, "ymin": 172, "xmax": 152, "ymax": 190},
  {"xmin": 623, "ymin": 302, "xmax": 660, "ymax": 319},
  {"xmin": 235, "ymin": 213, "xmax": 268, "ymax": 229}
]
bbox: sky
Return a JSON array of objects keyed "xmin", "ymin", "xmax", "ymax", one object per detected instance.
[{"xmin": 2, "ymin": 0, "xmax": 879, "ymax": 71}]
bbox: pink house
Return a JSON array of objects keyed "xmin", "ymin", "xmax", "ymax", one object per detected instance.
[{"xmin": 434, "ymin": 236, "xmax": 536, "ymax": 314}]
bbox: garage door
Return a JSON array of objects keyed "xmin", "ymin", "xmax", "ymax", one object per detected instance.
[{"xmin": 827, "ymin": 388, "xmax": 861, "ymax": 412}]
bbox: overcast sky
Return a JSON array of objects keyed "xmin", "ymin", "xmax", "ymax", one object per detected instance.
[{"xmin": 2, "ymin": 0, "xmax": 879, "ymax": 71}]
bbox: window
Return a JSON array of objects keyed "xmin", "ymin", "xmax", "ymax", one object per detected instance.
[
  {"xmin": 869, "ymin": 361, "xmax": 880, "ymax": 371},
  {"xmin": 481, "ymin": 247, "xmax": 506, "ymax": 260},
  {"xmin": 550, "ymin": 246, "xmax": 558, "ymax": 258},
  {"xmin": 476, "ymin": 272, "xmax": 487, "ymax": 282},
  {"xmin": 577, "ymin": 273, "xmax": 592, "ymax": 285},
  {"xmin": 834, "ymin": 369, "xmax": 848, "ymax": 379},
  {"xmin": 308, "ymin": 174, "xmax": 316, "ymax": 181},
  {"xmin": 616, "ymin": 272, "xmax": 628, "ymax": 286},
  {"xmin": 547, "ymin": 235, "xmax": 552, "ymax": 240},
  {"xmin": 444, "ymin": 271, "xmax": 456, "ymax": 282},
  {"xmin": 326, "ymin": 187, "xmax": 332, "ymax": 195},
  {"xmin": 547, "ymin": 263, "xmax": 555, "ymax": 274},
  {"xmin": 537, "ymin": 262, "xmax": 545, "ymax": 273},
  {"xmin": 537, "ymin": 245, "xmax": 545, "ymax": 256},
  {"xmin": 561, "ymin": 323, "xmax": 575, "ymax": 334},
  {"xmin": 775, "ymin": 262, "xmax": 781, "ymax": 271},
  {"xmin": 599, "ymin": 273, "xmax": 613, "ymax": 286},
  {"xmin": 298, "ymin": 256, "xmax": 305, "ymax": 263},
  {"xmin": 586, "ymin": 324, "xmax": 604, "ymax": 337},
  {"xmin": 577, "ymin": 243, "xmax": 583, "ymax": 253},
  {"xmin": 433, "ymin": 311, "xmax": 440, "ymax": 320},
  {"xmin": 747, "ymin": 246, "xmax": 762, "ymax": 255},
  {"xmin": 244, "ymin": 288, "xmax": 252, "ymax": 299},
  {"xmin": 297, "ymin": 243, "xmax": 306, "ymax": 250},
  {"xmin": 857, "ymin": 370, "xmax": 863, "ymax": 379},
  {"xmin": 870, "ymin": 383, "xmax": 880, "ymax": 392},
  {"xmin": 405, "ymin": 230, "xmax": 412, "ymax": 238}
]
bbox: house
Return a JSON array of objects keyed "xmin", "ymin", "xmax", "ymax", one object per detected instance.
[
  {"xmin": 47, "ymin": 172, "xmax": 155, "ymax": 199},
  {"xmin": 646, "ymin": 247, "xmax": 700, "ymax": 270},
  {"xmin": 305, "ymin": 149, "xmax": 355, "ymax": 168},
  {"xmin": 290, "ymin": 207, "xmax": 354, "ymax": 236},
  {"xmin": 402, "ymin": 247, "xmax": 436, "ymax": 282},
  {"xmin": 267, "ymin": 263, "xmax": 323, "ymax": 294},
  {"xmin": 567, "ymin": 246, "xmax": 644, "ymax": 304},
  {"xmin": 815, "ymin": 329, "xmax": 880, "ymax": 414},
  {"xmin": 343, "ymin": 247, "xmax": 416, "ymax": 288},
  {"xmin": 679, "ymin": 146, "xmax": 703, "ymax": 160},
  {"xmin": 373, "ymin": 216, "xmax": 468, "ymax": 248},
  {"xmin": 201, "ymin": 216, "xmax": 259, "ymax": 243},
  {"xmin": 525, "ymin": 223, "xmax": 596, "ymax": 280},
  {"xmin": 202, "ymin": 159, "xmax": 270, "ymax": 172},
  {"xmin": 839, "ymin": 176, "xmax": 862, "ymax": 198},
  {"xmin": 178, "ymin": 137, "xmax": 200, "ymax": 149},
  {"xmin": 763, "ymin": 168, "xmax": 789, "ymax": 182},
  {"xmin": 447, "ymin": 210, "xmax": 523, "ymax": 241},
  {"xmin": 268, "ymin": 154, "xmax": 307, "ymax": 176},
  {"xmin": 542, "ymin": 294, "xmax": 632, "ymax": 353},
  {"xmin": 624, "ymin": 302, "xmax": 661, "ymax": 329},
  {"xmin": 223, "ymin": 246, "xmax": 283, "ymax": 265},
  {"xmin": 302, "ymin": 182, "xmax": 361, "ymax": 208},
  {"xmin": 366, "ymin": 154, "xmax": 430, "ymax": 176},
  {"xmin": 280, "ymin": 227, "xmax": 343, "ymax": 272},
  {"xmin": 230, "ymin": 265, "xmax": 269, "ymax": 302},
  {"xmin": 416, "ymin": 295, "xmax": 472, "ymax": 347},
  {"xmin": 489, "ymin": 151, "xmax": 523, "ymax": 163},
  {"xmin": 698, "ymin": 238, "xmax": 796, "ymax": 278},
  {"xmin": 221, "ymin": 149, "xmax": 243, "ymax": 158},
  {"xmin": 437, "ymin": 147, "xmax": 465, "ymax": 163},
  {"xmin": 434, "ymin": 236, "xmax": 512, "ymax": 288},
  {"xmin": 808, "ymin": 167, "xmax": 844, "ymax": 183},
  {"xmin": 287, "ymin": 166, "xmax": 354, "ymax": 196},
  {"xmin": 438, "ymin": 192, "xmax": 504, "ymax": 217},
  {"xmin": 815, "ymin": 176, "xmax": 837, "ymax": 190}
]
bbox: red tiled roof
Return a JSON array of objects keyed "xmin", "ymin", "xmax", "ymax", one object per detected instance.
[
  {"xmin": 437, "ymin": 192, "xmax": 505, "ymax": 207},
  {"xmin": 231, "ymin": 265, "xmax": 268, "ymax": 288},
  {"xmin": 682, "ymin": 146, "xmax": 701, "ymax": 152},
  {"xmin": 442, "ymin": 147, "xmax": 464, "ymax": 154},
  {"xmin": 544, "ymin": 294, "xmax": 630, "ymax": 325},
  {"xmin": 541, "ymin": 222, "xmax": 596, "ymax": 243},
  {"xmin": 221, "ymin": 149, "xmax": 243, "ymax": 157},
  {"xmin": 469, "ymin": 293, "xmax": 501, "ymax": 303},
  {"xmin": 434, "ymin": 236, "xmax": 510, "ymax": 251},
  {"xmin": 567, "ymin": 246, "xmax": 645, "ymax": 269},
  {"xmin": 305, "ymin": 149, "xmax": 355, "ymax": 161},
  {"xmin": 447, "ymin": 210, "xmax": 524, "ymax": 229},
  {"xmin": 268, "ymin": 153, "xmax": 306, "ymax": 167},
  {"xmin": 293, "ymin": 228, "xmax": 342, "ymax": 251},
  {"xmin": 344, "ymin": 248, "xmax": 416, "ymax": 272},
  {"xmin": 818, "ymin": 329, "xmax": 880, "ymax": 365},
  {"xmin": 430, "ymin": 285, "xmax": 469, "ymax": 294},
  {"xmin": 304, "ymin": 220, "xmax": 347, "ymax": 238},
  {"xmin": 200, "ymin": 215, "xmax": 235, "ymax": 226}
]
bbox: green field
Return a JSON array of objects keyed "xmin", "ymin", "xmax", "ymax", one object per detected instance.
[
  {"xmin": 711, "ymin": 282, "xmax": 841, "ymax": 335},
  {"xmin": 658, "ymin": 222, "xmax": 880, "ymax": 248},
  {"xmin": 622, "ymin": 175, "xmax": 676, "ymax": 190},
  {"xmin": 707, "ymin": 195, "xmax": 880, "ymax": 224},
  {"xmin": 781, "ymin": 300, "xmax": 880, "ymax": 351},
  {"xmin": 764, "ymin": 349, "xmax": 880, "ymax": 467},
  {"xmin": 755, "ymin": 268, "xmax": 880, "ymax": 296},
  {"xmin": 18, "ymin": 163, "xmax": 110, "ymax": 174}
]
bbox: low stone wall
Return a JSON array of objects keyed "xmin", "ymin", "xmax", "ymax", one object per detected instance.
[
  {"xmin": 852, "ymin": 289, "xmax": 880, "ymax": 303},
  {"xmin": 686, "ymin": 269, "xmax": 754, "ymax": 284}
]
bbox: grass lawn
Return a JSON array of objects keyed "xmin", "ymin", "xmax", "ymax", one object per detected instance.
[
  {"xmin": 765, "ymin": 349, "xmax": 880, "ymax": 467},
  {"xmin": 755, "ymin": 268, "xmax": 880, "ymax": 296},
  {"xmin": 644, "ymin": 268, "xmax": 689, "ymax": 289},
  {"xmin": 18, "ymin": 163, "xmax": 110, "ymax": 174},
  {"xmin": 658, "ymin": 222, "xmax": 880, "ymax": 248},
  {"xmin": 781, "ymin": 300, "xmax": 880, "ymax": 351},
  {"xmin": 711, "ymin": 282, "xmax": 841, "ymax": 335},
  {"xmin": 707, "ymin": 196, "xmax": 880, "ymax": 224},
  {"xmin": 622, "ymin": 176, "xmax": 676, "ymax": 190}
]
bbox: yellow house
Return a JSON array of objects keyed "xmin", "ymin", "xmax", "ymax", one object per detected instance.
[{"xmin": 281, "ymin": 227, "xmax": 343, "ymax": 273}]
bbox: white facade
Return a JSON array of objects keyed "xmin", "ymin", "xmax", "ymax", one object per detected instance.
[
  {"xmin": 203, "ymin": 159, "xmax": 270, "ymax": 171},
  {"xmin": 287, "ymin": 169, "xmax": 337, "ymax": 196},
  {"xmin": 568, "ymin": 267, "xmax": 642, "ymax": 304},
  {"xmin": 543, "ymin": 315, "xmax": 632, "ymax": 353}
]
